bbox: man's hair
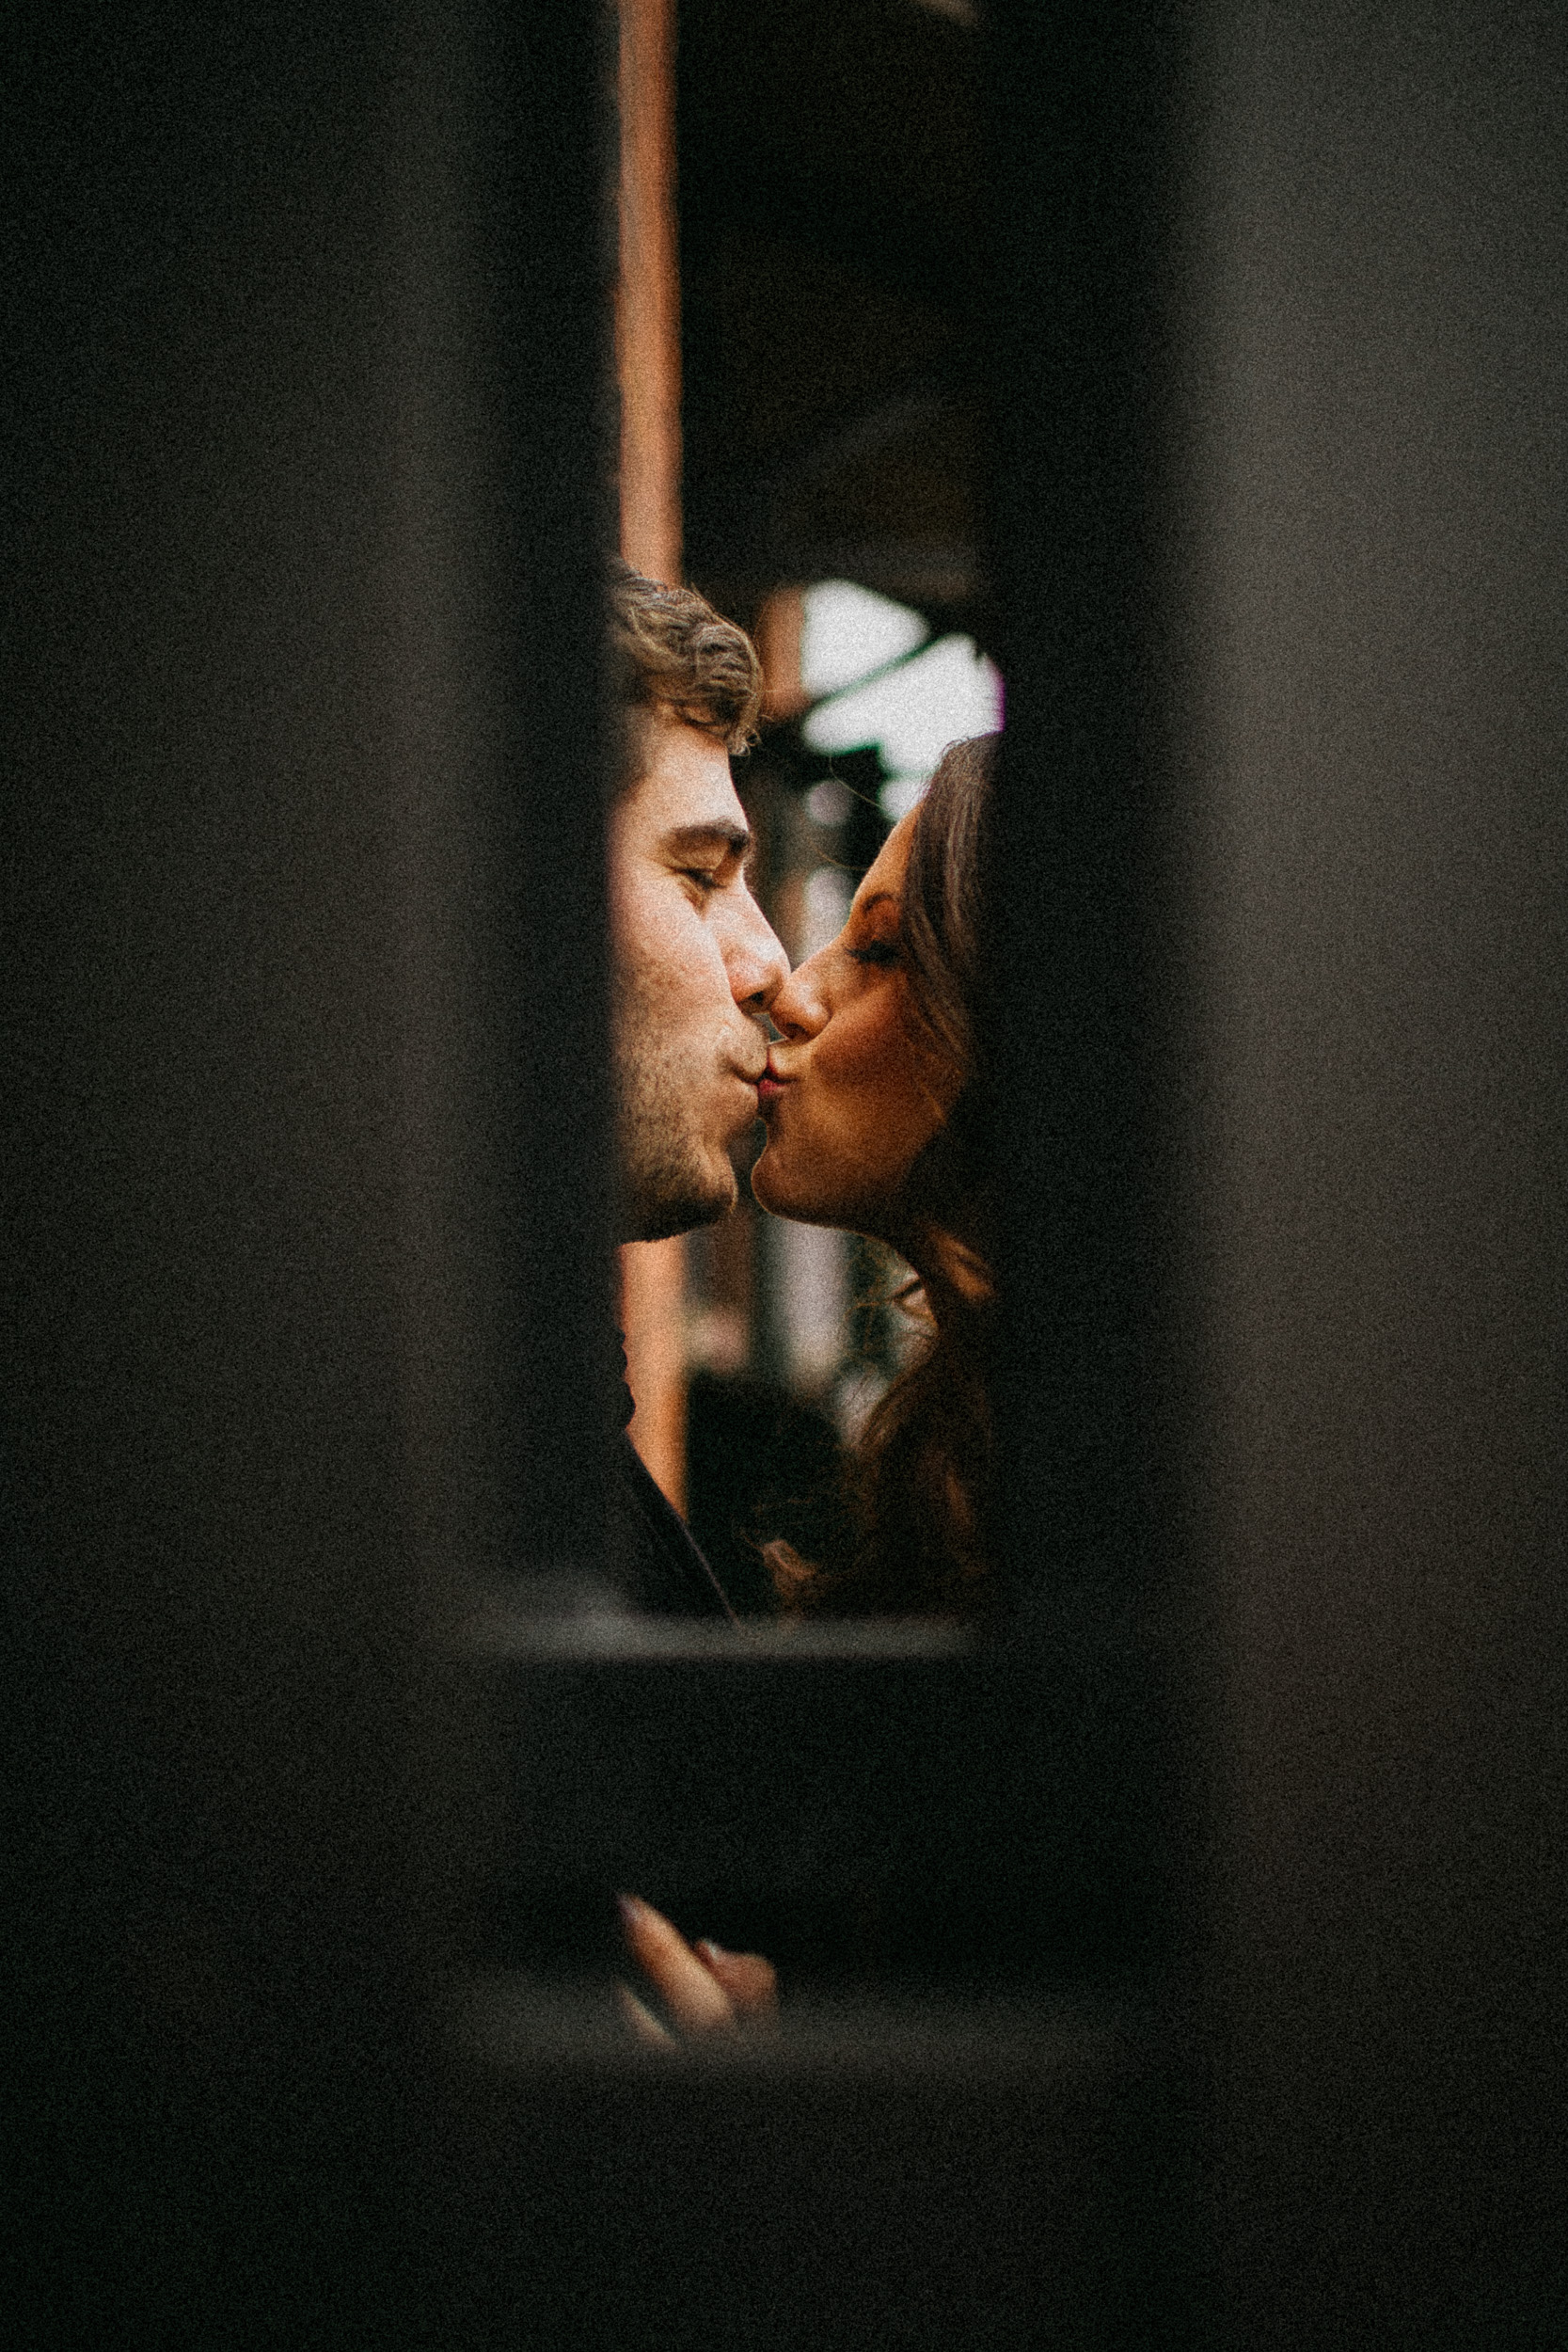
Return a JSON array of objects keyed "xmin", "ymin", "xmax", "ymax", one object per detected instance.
[{"xmin": 608, "ymin": 561, "xmax": 763, "ymax": 787}]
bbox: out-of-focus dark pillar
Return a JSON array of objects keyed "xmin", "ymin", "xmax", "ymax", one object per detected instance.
[
  {"xmin": 986, "ymin": 5, "xmax": 1179, "ymax": 1631},
  {"xmin": 983, "ymin": 0, "xmax": 1184, "ymax": 1987},
  {"xmin": 987, "ymin": 0, "xmax": 1568, "ymax": 2335},
  {"xmin": 1184, "ymin": 4, "xmax": 1568, "ymax": 2340},
  {"xmin": 2, "ymin": 1, "xmax": 614, "ymax": 2336},
  {"xmin": 488, "ymin": 8, "xmax": 620, "ymax": 1579}
]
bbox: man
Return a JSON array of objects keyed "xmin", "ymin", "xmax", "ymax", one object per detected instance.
[{"xmin": 605, "ymin": 564, "xmax": 789, "ymax": 1616}]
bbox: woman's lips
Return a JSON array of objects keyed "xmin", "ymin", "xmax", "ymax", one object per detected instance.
[{"xmin": 757, "ymin": 1047, "xmax": 792, "ymax": 1112}]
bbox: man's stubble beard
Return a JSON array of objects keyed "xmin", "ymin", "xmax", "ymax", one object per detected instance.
[{"xmin": 614, "ymin": 980, "xmax": 739, "ymax": 1244}]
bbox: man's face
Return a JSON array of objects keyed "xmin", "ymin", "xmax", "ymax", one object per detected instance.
[{"xmin": 610, "ymin": 709, "xmax": 789, "ymax": 1240}]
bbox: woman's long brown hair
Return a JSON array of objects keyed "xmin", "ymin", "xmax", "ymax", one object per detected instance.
[{"xmin": 769, "ymin": 733, "xmax": 999, "ymax": 1619}]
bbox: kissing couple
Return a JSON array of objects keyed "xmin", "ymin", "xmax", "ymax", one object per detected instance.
[{"xmin": 605, "ymin": 564, "xmax": 999, "ymax": 2033}]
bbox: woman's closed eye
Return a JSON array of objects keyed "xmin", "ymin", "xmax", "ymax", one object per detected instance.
[{"xmin": 847, "ymin": 938, "xmax": 901, "ymax": 967}]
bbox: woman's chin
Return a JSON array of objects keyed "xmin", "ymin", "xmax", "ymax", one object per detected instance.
[
  {"xmin": 748, "ymin": 1160, "xmax": 798, "ymax": 1219},
  {"xmin": 751, "ymin": 1170, "xmax": 873, "ymax": 1236},
  {"xmin": 750, "ymin": 1152, "xmax": 829, "ymax": 1226}
]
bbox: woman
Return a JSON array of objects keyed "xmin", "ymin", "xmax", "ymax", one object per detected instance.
[
  {"xmin": 751, "ymin": 730, "xmax": 999, "ymax": 1614},
  {"xmin": 753, "ymin": 728, "xmax": 999, "ymax": 1619},
  {"xmin": 620, "ymin": 733, "xmax": 1000, "ymax": 2035}
]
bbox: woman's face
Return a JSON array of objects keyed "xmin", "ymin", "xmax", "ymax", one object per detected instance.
[{"xmin": 751, "ymin": 811, "xmax": 960, "ymax": 1238}]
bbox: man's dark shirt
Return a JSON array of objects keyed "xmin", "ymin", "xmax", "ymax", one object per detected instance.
[{"xmin": 611, "ymin": 1343, "xmax": 736, "ymax": 1620}]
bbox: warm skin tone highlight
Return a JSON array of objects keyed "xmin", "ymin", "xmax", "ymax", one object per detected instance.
[
  {"xmin": 610, "ymin": 708, "xmax": 788, "ymax": 1240},
  {"xmin": 752, "ymin": 810, "xmax": 973, "ymax": 1290},
  {"xmin": 616, "ymin": 1894, "xmax": 777, "ymax": 2042}
]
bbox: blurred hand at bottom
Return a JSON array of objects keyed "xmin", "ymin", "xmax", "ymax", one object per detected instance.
[{"xmin": 616, "ymin": 1893, "xmax": 778, "ymax": 2042}]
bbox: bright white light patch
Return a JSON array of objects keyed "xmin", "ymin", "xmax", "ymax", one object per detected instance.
[
  {"xmin": 799, "ymin": 580, "xmax": 928, "ymax": 699},
  {"xmin": 805, "ymin": 777, "xmax": 853, "ymax": 827},
  {"xmin": 879, "ymin": 776, "xmax": 929, "ymax": 823},
  {"xmin": 803, "ymin": 633, "xmax": 1003, "ymax": 780},
  {"xmin": 772, "ymin": 1219, "xmax": 848, "ymax": 1392},
  {"xmin": 801, "ymin": 865, "xmax": 853, "ymax": 959}
]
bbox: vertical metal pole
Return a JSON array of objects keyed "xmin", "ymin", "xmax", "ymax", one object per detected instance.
[{"xmin": 615, "ymin": 0, "xmax": 691, "ymax": 1512}]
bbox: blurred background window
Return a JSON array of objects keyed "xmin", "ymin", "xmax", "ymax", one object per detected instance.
[{"xmin": 800, "ymin": 585, "xmax": 1003, "ymax": 820}]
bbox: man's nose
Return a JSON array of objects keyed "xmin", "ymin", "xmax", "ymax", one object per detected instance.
[
  {"xmin": 768, "ymin": 952, "xmax": 828, "ymax": 1043},
  {"xmin": 728, "ymin": 898, "xmax": 790, "ymax": 1016}
]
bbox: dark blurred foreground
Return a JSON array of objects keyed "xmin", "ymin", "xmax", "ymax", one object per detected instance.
[{"xmin": 6, "ymin": 3, "xmax": 1566, "ymax": 2346}]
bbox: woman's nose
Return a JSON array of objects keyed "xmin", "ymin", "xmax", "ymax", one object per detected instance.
[{"xmin": 769, "ymin": 952, "xmax": 829, "ymax": 1042}]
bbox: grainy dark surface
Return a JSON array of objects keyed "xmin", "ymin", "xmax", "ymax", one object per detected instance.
[
  {"xmin": 3, "ymin": 3, "xmax": 613, "ymax": 2340},
  {"xmin": 8, "ymin": 2, "xmax": 1566, "ymax": 2344},
  {"xmin": 1186, "ymin": 6, "xmax": 1568, "ymax": 2341}
]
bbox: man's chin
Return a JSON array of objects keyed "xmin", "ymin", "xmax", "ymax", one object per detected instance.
[{"xmin": 624, "ymin": 1166, "xmax": 738, "ymax": 1244}]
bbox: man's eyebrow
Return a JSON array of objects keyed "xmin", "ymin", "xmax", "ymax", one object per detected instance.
[{"xmin": 662, "ymin": 821, "xmax": 752, "ymax": 861}]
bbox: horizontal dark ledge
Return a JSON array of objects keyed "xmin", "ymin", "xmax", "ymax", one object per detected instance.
[
  {"xmin": 459, "ymin": 1974, "xmax": 1163, "ymax": 2085},
  {"xmin": 468, "ymin": 1613, "xmax": 974, "ymax": 1664}
]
